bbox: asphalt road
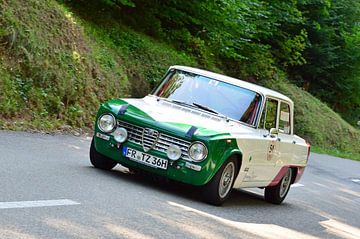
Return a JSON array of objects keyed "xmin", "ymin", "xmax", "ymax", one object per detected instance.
[{"xmin": 0, "ymin": 131, "xmax": 359, "ymax": 239}]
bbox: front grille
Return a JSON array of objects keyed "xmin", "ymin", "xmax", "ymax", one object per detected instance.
[
  {"xmin": 142, "ymin": 128, "xmax": 159, "ymax": 152},
  {"xmin": 118, "ymin": 120, "xmax": 191, "ymax": 160}
]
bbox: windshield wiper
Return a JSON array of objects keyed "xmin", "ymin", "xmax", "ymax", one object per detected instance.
[
  {"xmin": 159, "ymin": 98, "xmax": 196, "ymax": 108},
  {"xmin": 192, "ymin": 102, "xmax": 219, "ymax": 115},
  {"xmin": 159, "ymin": 97, "xmax": 229, "ymax": 121},
  {"xmin": 168, "ymin": 99, "xmax": 220, "ymax": 115},
  {"xmin": 171, "ymin": 99, "xmax": 191, "ymax": 106},
  {"xmin": 193, "ymin": 102, "xmax": 230, "ymax": 122}
]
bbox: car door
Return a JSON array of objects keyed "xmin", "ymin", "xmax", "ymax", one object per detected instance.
[{"xmin": 244, "ymin": 97, "xmax": 281, "ymax": 183}]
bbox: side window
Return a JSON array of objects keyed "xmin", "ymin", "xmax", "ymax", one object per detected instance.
[
  {"xmin": 259, "ymin": 98, "xmax": 278, "ymax": 130},
  {"xmin": 279, "ymin": 102, "xmax": 291, "ymax": 134}
]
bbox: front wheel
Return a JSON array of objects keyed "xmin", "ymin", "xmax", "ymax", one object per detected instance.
[
  {"xmin": 90, "ymin": 138, "xmax": 117, "ymax": 170},
  {"xmin": 202, "ymin": 158, "xmax": 238, "ymax": 206},
  {"xmin": 264, "ymin": 168, "xmax": 293, "ymax": 204}
]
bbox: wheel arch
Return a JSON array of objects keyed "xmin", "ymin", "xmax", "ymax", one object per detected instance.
[
  {"xmin": 228, "ymin": 152, "xmax": 243, "ymax": 177},
  {"xmin": 289, "ymin": 166, "xmax": 306, "ymax": 184},
  {"xmin": 290, "ymin": 167, "xmax": 298, "ymax": 184},
  {"xmin": 206, "ymin": 149, "xmax": 243, "ymax": 185}
]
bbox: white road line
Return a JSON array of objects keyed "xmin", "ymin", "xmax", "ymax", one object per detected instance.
[
  {"xmin": 291, "ymin": 183, "xmax": 304, "ymax": 188},
  {"xmin": 0, "ymin": 199, "xmax": 80, "ymax": 209}
]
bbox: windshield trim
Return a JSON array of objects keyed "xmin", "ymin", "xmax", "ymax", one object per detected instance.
[{"xmin": 151, "ymin": 69, "xmax": 265, "ymax": 128}]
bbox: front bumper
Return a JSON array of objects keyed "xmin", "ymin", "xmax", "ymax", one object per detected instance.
[{"xmin": 93, "ymin": 133, "xmax": 213, "ymax": 186}]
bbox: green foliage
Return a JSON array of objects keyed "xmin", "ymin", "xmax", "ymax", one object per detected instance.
[
  {"xmin": 0, "ymin": 64, "xmax": 23, "ymax": 117},
  {"xmin": 101, "ymin": 0, "xmax": 135, "ymax": 8},
  {"xmin": 68, "ymin": 1, "xmax": 196, "ymax": 96},
  {"xmin": 87, "ymin": 24, "xmax": 196, "ymax": 96},
  {"xmin": 290, "ymin": 0, "xmax": 360, "ymax": 124}
]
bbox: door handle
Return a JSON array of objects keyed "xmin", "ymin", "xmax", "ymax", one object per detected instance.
[{"xmin": 292, "ymin": 141, "xmax": 296, "ymax": 144}]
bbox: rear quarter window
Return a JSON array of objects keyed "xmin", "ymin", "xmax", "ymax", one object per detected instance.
[{"xmin": 279, "ymin": 102, "xmax": 291, "ymax": 134}]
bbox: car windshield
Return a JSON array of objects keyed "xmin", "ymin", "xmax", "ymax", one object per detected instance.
[{"xmin": 153, "ymin": 70, "xmax": 262, "ymax": 126}]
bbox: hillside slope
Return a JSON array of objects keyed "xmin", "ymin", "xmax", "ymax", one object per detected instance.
[
  {"xmin": 0, "ymin": 0, "xmax": 359, "ymax": 160},
  {"xmin": 0, "ymin": 0, "xmax": 194, "ymax": 129}
]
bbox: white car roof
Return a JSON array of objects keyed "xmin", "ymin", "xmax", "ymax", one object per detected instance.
[{"xmin": 170, "ymin": 65, "xmax": 293, "ymax": 104}]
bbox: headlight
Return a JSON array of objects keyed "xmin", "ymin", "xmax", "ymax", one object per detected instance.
[
  {"xmin": 113, "ymin": 127, "xmax": 128, "ymax": 143},
  {"xmin": 98, "ymin": 114, "xmax": 116, "ymax": 133},
  {"xmin": 188, "ymin": 142, "xmax": 208, "ymax": 162},
  {"xmin": 167, "ymin": 144, "xmax": 182, "ymax": 160}
]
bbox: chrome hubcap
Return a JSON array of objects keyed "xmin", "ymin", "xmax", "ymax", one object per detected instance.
[
  {"xmin": 219, "ymin": 162, "xmax": 235, "ymax": 198},
  {"xmin": 279, "ymin": 169, "xmax": 292, "ymax": 198}
]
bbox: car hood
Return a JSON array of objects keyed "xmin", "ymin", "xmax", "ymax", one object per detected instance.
[{"xmin": 104, "ymin": 96, "xmax": 255, "ymax": 138}]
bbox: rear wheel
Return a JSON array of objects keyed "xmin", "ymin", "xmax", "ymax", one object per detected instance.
[
  {"xmin": 90, "ymin": 138, "xmax": 117, "ymax": 170},
  {"xmin": 264, "ymin": 168, "xmax": 292, "ymax": 204},
  {"xmin": 202, "ymin": 157, "xmax": 238, "ymax": 206}
]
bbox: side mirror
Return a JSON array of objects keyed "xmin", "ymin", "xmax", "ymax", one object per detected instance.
[{"xmin": 269, "ymin": 128, "xmax": 278, "ymax": 137}]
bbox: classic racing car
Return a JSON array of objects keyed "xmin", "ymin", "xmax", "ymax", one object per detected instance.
[{"xmin": 90, "ymin": 66, "xmax": 310, "ymax": 205}]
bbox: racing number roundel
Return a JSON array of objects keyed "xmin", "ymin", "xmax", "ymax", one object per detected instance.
[{"xmin": 267, "ymin": 141, "xmax": 276, "ymax": 161}]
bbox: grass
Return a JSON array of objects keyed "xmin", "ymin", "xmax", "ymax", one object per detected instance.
[
  {"xmin": 0, "ymin": 0, "xmax": 359, "ymax": 161},
  {"xmin": 311, "ymin": 146, "xmax": 360, "ymax": 161}
]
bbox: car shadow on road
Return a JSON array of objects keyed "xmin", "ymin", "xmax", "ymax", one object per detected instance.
[
  {"xmin": 84, "ymin": 165, "xmax": 270, "ymax": 207},
  {"xmin": 227, "ymin": 189, "xmax": 268, "ymax": 206},
  {"xmin": 85, "ymin": 165, "xmax": 202, "ymax": 199}
]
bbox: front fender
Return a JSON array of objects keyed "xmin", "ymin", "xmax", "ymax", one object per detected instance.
[{"xmin": 202, "ymin": 138, "xmax": 242, "ymax": 185}]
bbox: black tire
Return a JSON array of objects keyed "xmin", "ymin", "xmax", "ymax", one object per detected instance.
[
  {"xmin": 202, "ymin": 157, "xmax": 238, "ymax": 206},
  {"xmin": 264, "ymin": 168, "xmax": 293, "ymax": 204},
  {"xmin": 90, "ymin": 138, "xmax": 117, "ymax": 170}
]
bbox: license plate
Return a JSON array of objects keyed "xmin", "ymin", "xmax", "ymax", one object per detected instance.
[{"xmin": 122, "ymin": 147, "xmax": 168, "ymax": 170}]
